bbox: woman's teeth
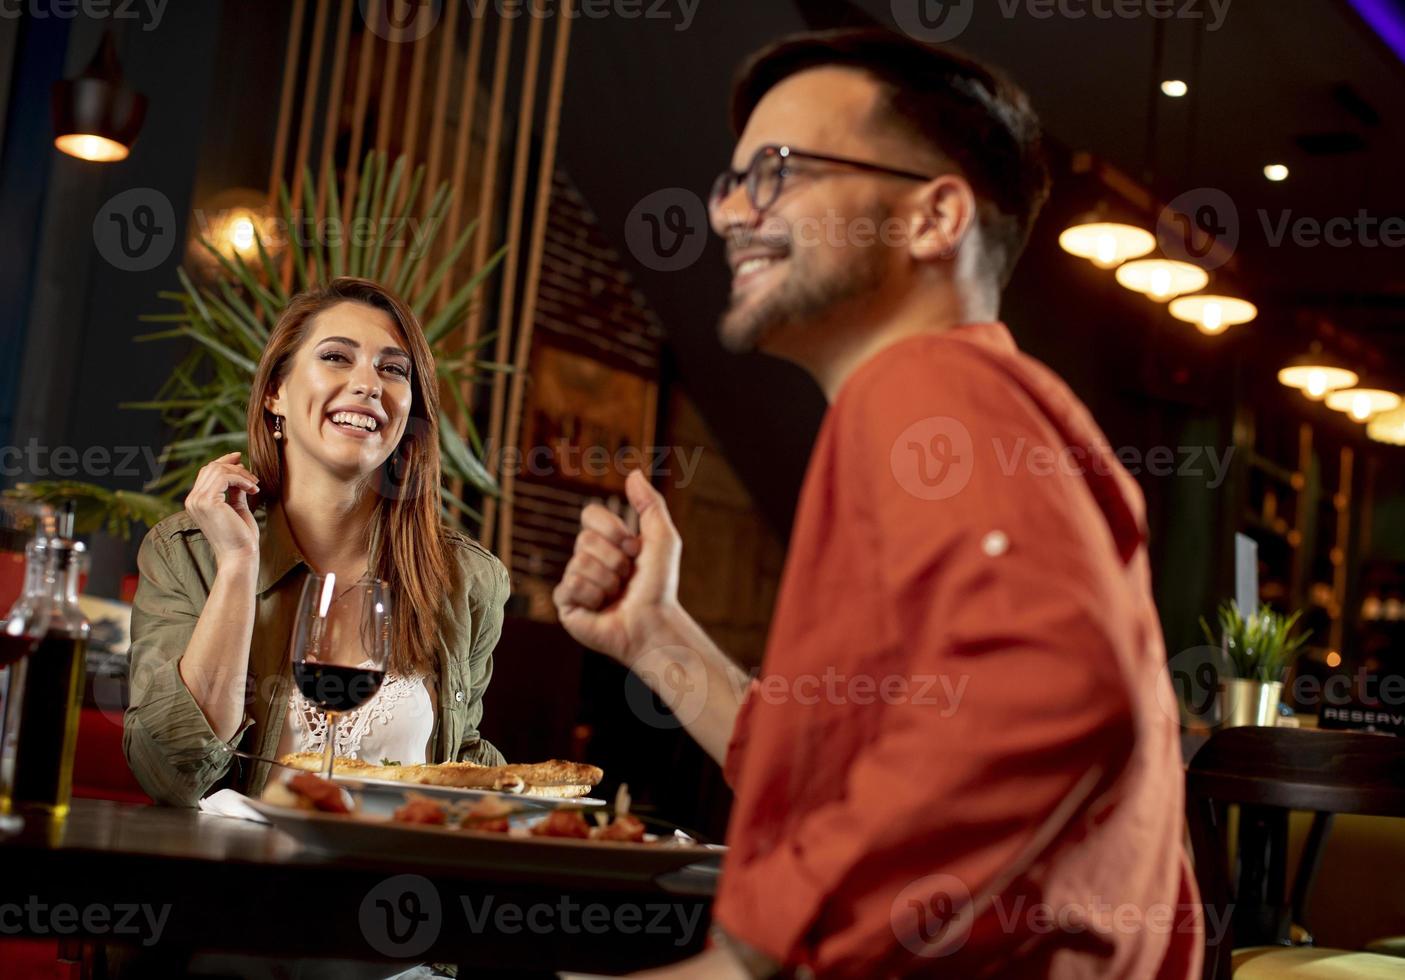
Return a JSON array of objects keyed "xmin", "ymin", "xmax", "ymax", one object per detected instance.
[{"xmin": 329, "ymin": 411, "xmax": 378, "ymax": 432}]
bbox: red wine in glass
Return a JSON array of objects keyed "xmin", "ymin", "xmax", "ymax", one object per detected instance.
[
  {"xmin": 289, "ymin": 572, "xmax": 392, "ymax": 779},
  {"xmin": 292, "ymin": 662, "xmax": 385, "ymax": 713}
]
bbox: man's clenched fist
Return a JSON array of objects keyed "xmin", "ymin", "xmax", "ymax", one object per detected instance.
[{"xmin": 552, "ymin": 470, "xmax": 683, "ymax": 665}]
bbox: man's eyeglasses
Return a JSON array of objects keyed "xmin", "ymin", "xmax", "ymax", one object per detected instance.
[{"xmin": 709, "ymin": 144, "xmax": 936, "ymax": 214}]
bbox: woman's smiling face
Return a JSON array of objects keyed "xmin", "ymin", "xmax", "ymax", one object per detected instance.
[{"xmin": 265, "ymin": 300, "xmax": 415, "ymax": 482}]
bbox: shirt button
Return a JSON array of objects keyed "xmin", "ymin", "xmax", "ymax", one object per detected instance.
[
  {"xmin": 454, "ymin": 690, "xmax": 465, "ymax": 703},
  {"xmin": 981, "ymin": 530, "xmax": 1010, "ymax": 557}
]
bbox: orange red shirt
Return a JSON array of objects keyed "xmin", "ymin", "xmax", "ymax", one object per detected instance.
[{"xmin": 713, "ymin": 323, "xmax": 1201, "ymax": 978}]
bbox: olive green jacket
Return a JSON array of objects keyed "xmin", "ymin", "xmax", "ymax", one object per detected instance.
[{"xmin": 122, "ymin": 500, "xmax": 508, "ymax": 807}]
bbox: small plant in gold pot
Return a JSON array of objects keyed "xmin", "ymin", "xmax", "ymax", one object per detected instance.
[{"xmin": 1200, "ymin": 600, "xmax": 1311, "ymax": 728}]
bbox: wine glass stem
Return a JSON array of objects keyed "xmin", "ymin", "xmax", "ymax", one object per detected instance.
[{"xmin": 321, "ymin": 710, "xmax": 338, "ymax": 779}]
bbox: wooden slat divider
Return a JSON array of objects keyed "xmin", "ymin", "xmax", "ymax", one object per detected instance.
[
  {"xmin": 420, "ymin": 0, "xmax": 463, "ymax": 293},
  {"xmin": 479, "ymin": 10, "xmax": 544, "ymax": 548},
  {"xmin": 268, "ymin": 0, "xmax": 307, "ymax": 204},
  {"xmin": 287, "ymin": 0, "xmax": 330, "ymax": 267},
  {"xmin": 343, "ymin": 7, "xmax": 379, "ymax": 228},
  {"xmin": 314, "ymin": 0, "xmax": 354, "ymax": 224},
  {"xmin": 386, "ymin": 32, "xmax": 432, "ymax": 284},
  {"xmin": 496, "ymin": 4, "xmax": 575, "ymax": 572},
  {"xmin": 373, "ymin": 16, "xmax": 403, "ymax": 163},
  {"xmin": 264, "ymin": 2, "xmax": 585, "ymax": 548},
  {"xmin": 449, "ymin": 14, "xmax": 511, "ymax": 506},
  {"xmin": 440, "ymin": 11, "xmax": 488, "ymax": 309}
]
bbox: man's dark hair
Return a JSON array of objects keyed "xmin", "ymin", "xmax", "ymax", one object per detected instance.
[{"xmin": 731, "ymin": 28, "xmax": 1051, "ymax": 287}]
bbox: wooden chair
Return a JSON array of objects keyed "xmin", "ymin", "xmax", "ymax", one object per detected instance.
[{"xmin": 1185, "ymin": 726, "xmax": 1405, "ymax": 979}]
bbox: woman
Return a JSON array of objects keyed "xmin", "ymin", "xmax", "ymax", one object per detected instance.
[{"xmin": 124, "ymin": 277, "xmax": 509, "ymax": 807}]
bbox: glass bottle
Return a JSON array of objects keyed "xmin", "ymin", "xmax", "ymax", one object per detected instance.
[{"xmin": 0, "ymin": 537, "xmax": 90, "ymax": 818}]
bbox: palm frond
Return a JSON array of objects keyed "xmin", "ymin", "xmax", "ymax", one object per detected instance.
[{"xmin": 36, "ymin": 149, "xmax": 506, "ymax": 539}]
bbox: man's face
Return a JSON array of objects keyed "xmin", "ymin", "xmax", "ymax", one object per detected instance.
[{"xmin": 710, "ymin": 67, "xmax": 921, "ymax": 355}]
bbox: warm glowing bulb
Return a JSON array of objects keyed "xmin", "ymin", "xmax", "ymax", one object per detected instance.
[
  {"xmin": 1326, "ymin": 651, "xmax": 1342, "ymax": 668},
  {"xmin": 1095, "ymin": 234, "xmax": 1117, "ymax": 266},
  {"xmin": 230, "ymin": 216, "xmax": 255, "ymax": 249},
  {"xmin": 1201, "ymin": 302, "xmax": 1224, "ymax": 331},
  {"xmin": 1150, "ymin": 268, "xmax": 1172, "ymax": 298},
  {"xmin": 1060, "ymin": 222, "xmax": 1156, "ymax": 269},
  {"xmin": 55, "ymin": 133, "xmax": 129, "ymax": 162},
  {"xmin": 230, "ymin": 218, "xmax": 256, "ymax": 252},
  {"xmin": 1280, "ymin": 364, "xmax": 1359, "ymax": 400},
  {"xmin": 1264, "ymin": 164, "xmax": 1289, "ymax": 182},
  {"xmin": 1171, "ymin": 295, "xmax": 1256, "ymax": 335},
  {"xmin": 1161, "ymin": 80, "xmax": 1188, "ymax": 97},
  {"xmin": 1326, "ymin": 387, "xmax": 1400, "ymax": 418}
]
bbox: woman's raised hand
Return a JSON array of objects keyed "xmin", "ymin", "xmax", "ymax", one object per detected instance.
[{"xmin": 184, "ymin": 451, "xmax": 261, "ymax": 569}]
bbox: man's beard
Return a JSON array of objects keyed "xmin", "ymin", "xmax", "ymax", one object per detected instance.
[{"xmin": 718, "ymin": 224, "xmax": 888, "ymax": 355}]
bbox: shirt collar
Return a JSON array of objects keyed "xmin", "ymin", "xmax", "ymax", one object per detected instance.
[
  {"xmin": 944, "ymin": 320, "xmax": 1018, "ymax": 354},
  {"xmin": 257, "ymin": 498, "xmax": 308, "ymax": 595}
]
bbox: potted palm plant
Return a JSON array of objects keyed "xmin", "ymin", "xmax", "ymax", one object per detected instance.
[
  {"xmin": 6, "ymin": 151, "xmax": 507, "ymax": 539},
  {"xmin": 1200, "ymin": 600, "xmax": 1311, "ymax": 728}
]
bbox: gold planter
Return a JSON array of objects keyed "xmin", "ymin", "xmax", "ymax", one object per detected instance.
[{"xmin": 1217, "ymin": 678, "xmax": 1283, "ymax": 728}]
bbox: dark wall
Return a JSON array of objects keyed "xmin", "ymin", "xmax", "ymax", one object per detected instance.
[
  {"xmin": 1, "ymin": 1, "xmax": 1387, "ymax": 649},
  {"xmin": 556, "ymin": 3, "xmax": 824, "ymax": 539},
  {"xmin": 554, "ymin": 5, "xmax": 1238, "ymax": 655},
  {"xmin": 0, "ymin": 16, "xmax": 70, "ymax": 448},
  {"xmin": 0, "ymin": 3, "xmax": 287, "ymax": 593}
]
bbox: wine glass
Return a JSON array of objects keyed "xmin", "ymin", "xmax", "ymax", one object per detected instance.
[{"xmin": 289, "ymin": 572, "xmax": 392, "ymax": 780}]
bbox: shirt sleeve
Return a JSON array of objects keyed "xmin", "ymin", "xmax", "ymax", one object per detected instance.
[
  {"xmin": 713, "ymin": 344, "xmax": 1141, "ymax": 976},
  {"xmin": 122, "ymin": 529, "xmax": 247, "ymax": 807},
  {"xmin": 451, "ymin": 546, "xmax": 510, "ymax": 766},
  {"xmin": 723, "ymin": 679, "xmax": 763, "ymax": 789}
]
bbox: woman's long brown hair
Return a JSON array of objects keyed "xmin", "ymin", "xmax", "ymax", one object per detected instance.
[{"xmin": 246, "ymin": 277, "xmax": 464, "ymax": 678}]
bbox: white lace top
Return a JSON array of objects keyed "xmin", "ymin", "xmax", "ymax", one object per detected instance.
[{"xmin": 276, "ymin": 672, "xmax": 436, "ymax": 765}]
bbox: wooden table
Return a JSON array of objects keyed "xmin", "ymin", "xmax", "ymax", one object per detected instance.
[{"xmin": 0, "ymin": 799, "xmax": 717, "ymax": 977}]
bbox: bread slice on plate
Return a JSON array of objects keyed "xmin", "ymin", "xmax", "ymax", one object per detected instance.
[{"xmin": 277, "ymin": 753, "xmax": 603, "ymax": 798}]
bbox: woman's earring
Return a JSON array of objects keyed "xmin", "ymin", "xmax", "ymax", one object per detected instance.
[{"xmin": 272, "ymin": 415, "xmax": 284, "ymax": 441}]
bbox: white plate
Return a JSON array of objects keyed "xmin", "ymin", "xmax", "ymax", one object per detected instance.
[
  {"xmin": 325, "ymin": 774, "xmax": 605, "ymax": 817},
  {"xmin": 249, "ymin": 798, "xmax": 724, "ymax": 880}
]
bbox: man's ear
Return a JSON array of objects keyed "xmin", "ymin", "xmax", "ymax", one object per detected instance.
[{"xmin": 905, "ymin": 174, "xmax": 977, "ymax": 263}]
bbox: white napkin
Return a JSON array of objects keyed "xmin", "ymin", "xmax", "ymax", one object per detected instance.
[{"xmin": 198, "ymin": 788, "xmax": 270, "ymax": 824}]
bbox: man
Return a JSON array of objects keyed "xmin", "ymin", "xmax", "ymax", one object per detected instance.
[{"xmin": 553, "ymin": 28, "xmax": 1201, "ymax": 979}]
